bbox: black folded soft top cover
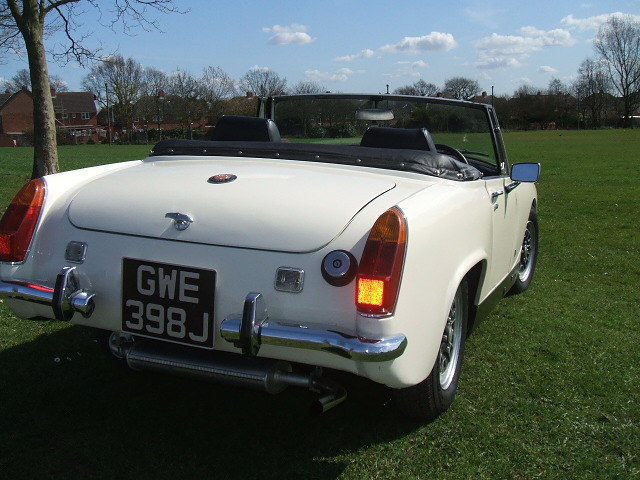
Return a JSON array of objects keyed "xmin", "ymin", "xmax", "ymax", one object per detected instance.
[{"xmin": 150, "ymin": 139, "xmax": 483, "ymax": 181}]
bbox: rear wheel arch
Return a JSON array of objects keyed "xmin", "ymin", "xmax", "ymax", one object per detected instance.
[{"xmin": 464, "ymin": 260, "xmax": 487, "ymax": 336}]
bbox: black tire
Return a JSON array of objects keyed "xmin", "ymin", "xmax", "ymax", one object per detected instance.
[
  {"xmin": 393, "ymin": 280, "xmax": 469, "ymax": 421},
  {"xmin": 507, "ymin": 206, "xmax": 539, "ymax": 295}
]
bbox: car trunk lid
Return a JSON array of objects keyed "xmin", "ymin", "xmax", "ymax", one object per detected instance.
[{"xmin": 67, "ymin": 157, "xmax": 397, "ymax": 253}]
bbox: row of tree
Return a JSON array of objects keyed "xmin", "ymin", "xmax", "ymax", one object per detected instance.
[{"xmin": 1, "ymin": 1, "xmax": 639, "ymax": 178}]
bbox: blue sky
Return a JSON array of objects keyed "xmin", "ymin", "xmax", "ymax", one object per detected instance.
[{"xmin": 1, "ymin": 0, "xmax": 639, "ymax": 96}]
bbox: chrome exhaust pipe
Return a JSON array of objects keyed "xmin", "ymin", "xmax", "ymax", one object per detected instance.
[
  {"xmin": 123, "ymin": 339, "xmax": 347, "ymax": 412},
  {"xmin": 126, "ymin": 340, "xmax": 293, "ymax": 394}
]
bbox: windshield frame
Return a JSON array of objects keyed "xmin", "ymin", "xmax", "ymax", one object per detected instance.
[{"xmin": 262, "ymin": 93, "xmax": 508, "ymax": 175}]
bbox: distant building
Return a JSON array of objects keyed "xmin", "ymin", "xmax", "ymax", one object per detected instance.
[
  {"xmin": 52, "ymin": 89, "xmax": 100, "ymax": 138},
  {"xmin": 0, "ymin": 87, "xmax": 33, "ymax": 146},
  {"xmin": 0, "ymin": 88, "xmax": 100, "ymax": 146}
]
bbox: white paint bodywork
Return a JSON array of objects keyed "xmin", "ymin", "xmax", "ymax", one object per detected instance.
[{"xmin": 1, "ymin": 152, "xmax": 537, "ymax": 389}]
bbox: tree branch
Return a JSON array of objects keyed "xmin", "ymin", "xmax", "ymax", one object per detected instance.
[
  {"xmin": 43, "ymin": 0, "xmax": 82, "ymax": 16},
  {"xmin": 50, "ymin": 4, "xmax": 95, "ymax": 65}
]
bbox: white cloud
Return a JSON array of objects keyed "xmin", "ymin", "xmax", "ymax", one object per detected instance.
[
  {"xmin": 560, "ymin": 12, "xmax": 640, "ymax": 31},
  {"xmin": 305, "ymin": 69, "xmax": 351, "ymax": 82},
  {"xmin": 475, "ymin": 26, "xmax": 575, "ymax": 70},
  {"xmin": 262, "ymin": 23, "xmax": 314, "ymax": 45},
  {"xmin": 262, "ymin": 23, "xmax": 309, "ymax": 33},
  {"xmin": 268, "ymin": 32, "xmax": 314, "ymax": 45},
  {"xmin": 380, "ymin": 32, "xmax": 457, "ymax": 54},
  {"xmin": 385, "ymin": 60, "xmax": 429, "ymax": 78},
  {"xmin": 476, "ymin": 56, "xmax": 522, "ymax": 69},
  {"xmin": 396, "ymin": 60, "xmax": 428, "ymax": 68},
  {"xmin": 334, "ymin": 32, "xmax": 455, "ymax": 64},
  {"xmin": 250, "ymin": 65, "xmax": 270, "ymax": 72},
  {"xmin": 538, "ymin": 65, "xmax": 558, "ymax": 73},
  {"xmin": 518, "ymin": 77, "xmax": 533, "ymax": 85},
  {"xmin": 334, "ymin": 49, "xmax": 375, "ymax": 62}
]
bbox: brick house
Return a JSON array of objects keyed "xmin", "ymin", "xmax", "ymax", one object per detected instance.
[
  {"xmin": 0, "ymin": 87, "xmax": 33, "ymax": 146},
  {"xmin": 0, "ymin": 88, "xmax": 100, "ymax": 146},
  {"xmin": 52, "ymin": 90, "xmax": 100, "ymax": 141}
]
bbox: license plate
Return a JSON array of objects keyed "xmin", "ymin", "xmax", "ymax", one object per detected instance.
[{"xmin": 122, "ymin": 258, "xmax": 216, "ymax": 348}]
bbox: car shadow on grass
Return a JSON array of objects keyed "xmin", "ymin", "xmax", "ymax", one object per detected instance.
[{"xmin": 0, "ymin": 323, "xmax": 420, "ymax": 479}]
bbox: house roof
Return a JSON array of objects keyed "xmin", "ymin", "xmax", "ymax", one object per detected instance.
[
  {"xmin": 53, "ymin": 92, "xmax": 97, "ymax": 114},
  {"xmin": 0, "ymin": 92, "xmax": 12, "ymax": 108}
]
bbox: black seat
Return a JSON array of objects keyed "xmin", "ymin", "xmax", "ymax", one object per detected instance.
[
  {"xmin": 211, "ymin": 115, "xmax": 281, "ymax": 142},
  {"xmin": 360, "ymin": 126, "xmax": 436, "ymax": 151}
]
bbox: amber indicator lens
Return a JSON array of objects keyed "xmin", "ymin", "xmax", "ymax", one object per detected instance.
[{"xmin": 356, "ymin": 207, "xmax": 407, "ymax": 315}]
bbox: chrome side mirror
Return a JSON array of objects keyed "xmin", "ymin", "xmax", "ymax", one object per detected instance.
[{"xmin": 511, "ymin": 163, "xmax": 541, "ymax": 183}]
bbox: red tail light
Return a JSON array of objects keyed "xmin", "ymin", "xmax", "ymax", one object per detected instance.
[
  {"xmin": 0, "ymin": 178, "xmax": 45, "ymax": 262},
  {"xmin": 356, "ymin": 207, "xmax": 407, "ymax": 316}
]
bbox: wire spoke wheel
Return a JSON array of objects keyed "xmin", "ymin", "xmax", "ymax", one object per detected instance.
[
  {"xmin": 518, "ymin": 220, "xmax": 536, "ymax": 282},
  {"xmin": 393, "ymin": 280, "xmax": 468, "ymax": 421},
  {"xmin": 508, "ymin": 207, "xmax": 539, "ymax": 296},
  {"xmin": 439, "ymin": 287, "xmax": 463, "ymax": 390}
]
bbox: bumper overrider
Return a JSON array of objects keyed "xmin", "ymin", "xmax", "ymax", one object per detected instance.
[
  {"xmin": 1, "ymin": 267, "xmax": 407, "ymax": 412},
  {"xmin": 0, "ymin": 266, "xmax": 95, "ymax": 321},
  {"xmin": 219, "ymin": 292, "xmax": 407, "ymax": 362}
]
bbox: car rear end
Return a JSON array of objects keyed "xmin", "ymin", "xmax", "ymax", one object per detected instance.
[{"xmin": 0, "ymin": 155, "xmax": 436, "ymax": 403}]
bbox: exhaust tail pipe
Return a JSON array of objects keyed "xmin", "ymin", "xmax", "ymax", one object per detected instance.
[{"xmin": 124, "ymin": 339, "xmax": 346, "ymax": 411}]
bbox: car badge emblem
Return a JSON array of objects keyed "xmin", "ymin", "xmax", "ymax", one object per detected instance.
[
  {"xmin": 165, "ymin": 212, "xmax": 194, "ymax": 231},
  {"xmin": 208, "ymin": 174, "xmax": 237, "ymax": 184}
]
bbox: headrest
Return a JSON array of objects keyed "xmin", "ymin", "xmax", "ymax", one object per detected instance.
[
  {"xmin": 360, "ymin": 126, "xmax": 436, "ymax": 151},
  {"xmin": 211, "ymin": 115, "xmax": 281, "ymax": 142}
]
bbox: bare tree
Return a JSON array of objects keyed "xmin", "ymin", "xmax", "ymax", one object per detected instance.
[
  {"xmin": 290, "ymin": 80, "xmax": 325, "ymax": 94},
  {"xmin": 0, "ymin": 1, "xmax": 183, "ymax": 178},
  {"xmin": 573, "ymin": 59, "xmax": 611, "ymax": 127},
  {"xmin": 136, "ymin": 67, "xmax": 169, "ymax": 134},
  {"xmin": 443, "ymin": 77, "xmax": 480, "ymax": 100},
  {"xmin": 1, "ymin": 68, "xmax": 68, "ymax": 92},
  {"xmin": 393, "ymin": 79, "xmax": 438, "ymax": 96},
  {"xmin": 200, "ymin": 66, "xmax": 236, "ymax": 122},
  {"xmin": 594, "ymin": 14, "xmax": 640, "ymax": 127},
  {"xmin": 239, "ymin": 68, "xmax": 287, "ymax": 97},
  {"xmin": 82, "ymin": 55, "xmax": 144, "ymax": 138},
  {"xmin": 168, "ymin": 69, "xmax": 206, "ymax": 137}
]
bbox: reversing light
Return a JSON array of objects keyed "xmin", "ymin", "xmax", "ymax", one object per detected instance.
[
  {"xmin": 356, "ymin": 207, "xmax": 407, "ymax": 316},
  {"xmin": 0, "ymin": 178, "xmax": 45, "ymax": 262}
]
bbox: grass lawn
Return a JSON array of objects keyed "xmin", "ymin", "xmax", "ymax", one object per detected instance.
[{"xmin": 0, "ymin": 131, "xmax": 638, "ymax": 479}]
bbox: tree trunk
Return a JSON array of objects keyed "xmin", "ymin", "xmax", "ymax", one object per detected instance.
[{"xmin": 23, "ymin": 21, "xmax": 59, "ymax": 178}]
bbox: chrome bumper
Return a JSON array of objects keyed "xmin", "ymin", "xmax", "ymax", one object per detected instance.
[
  {"xmin": 0, "ymin": 266, "xmax": 95, "ymax": 321},
  {"xmin": 220, "ymin": 292, "xmax": 407, "ymax": 362}
]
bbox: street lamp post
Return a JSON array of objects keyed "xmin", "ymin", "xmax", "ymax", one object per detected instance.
[
  {"xmin": 157, "ymin": 89, "xmax": 165, "ymax": 141},
  {"xmin": 105, "ymin": 82, "xmax": 112, "ymax": 146}
]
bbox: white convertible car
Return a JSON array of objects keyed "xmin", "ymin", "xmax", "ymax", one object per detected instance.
[{"xmin": 0, "ymin": 94, "xmax": 539, "ymax": 420}]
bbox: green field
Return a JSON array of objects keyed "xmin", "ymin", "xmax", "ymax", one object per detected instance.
[{"xmin": 0, "ymin": 131, "xmax": 638, "ymax": 479}]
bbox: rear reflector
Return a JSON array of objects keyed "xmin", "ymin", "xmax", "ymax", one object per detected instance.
[
  {"xmin": 356, "ymin": 207, "xmax": 407, "ymax": 316},
  {"xmin": 0, "ymin": 178, "xmax": 45, "ymax": 262}
]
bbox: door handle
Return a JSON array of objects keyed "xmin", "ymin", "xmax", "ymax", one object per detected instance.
[{"xmin": 491, "ymin": 190, "xmax": 504, "ymax": 198}]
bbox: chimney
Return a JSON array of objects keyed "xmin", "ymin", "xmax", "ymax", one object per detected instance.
[
  {"xmin": 50, "ymin": 88, "xmax": 56, "ymax": 98},
  {"xmin": 21, "ymin": 85, "xmax": 28, "ymax": 92},
  {"xmin": 481, "ymin": 91, "xmax": 487, "ymax": 97}
]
